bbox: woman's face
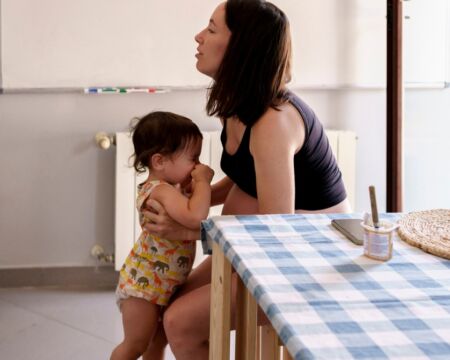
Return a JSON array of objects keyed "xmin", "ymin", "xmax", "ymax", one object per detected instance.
[{"xmin": 195, "ymin": 2, "xmax": 231, "ymax": 79}]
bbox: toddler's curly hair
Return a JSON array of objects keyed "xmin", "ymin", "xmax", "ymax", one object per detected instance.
[{"xmin": 131, "ymin": 111, "xmax": 202, "ymax": 173}]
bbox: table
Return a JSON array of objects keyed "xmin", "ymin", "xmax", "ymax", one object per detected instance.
[{"xmin": 201, "ymin": 214, "xmax": 450, "ymax": 359}]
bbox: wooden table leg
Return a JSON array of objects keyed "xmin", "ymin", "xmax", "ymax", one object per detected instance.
[
  {"xmin": 236, "ymin": 276, "xmax": 257, "ymax": 360},
  {"xmin": 260, "ymin": 323, "xmax": 280, "ymax": 360},
  {"xmin": 282, "ymin": 346, "xmax": 294, "ymax": 360},
  {"xmin": 257, "ymin": 326, "xmax": 261, "ymax": 359},
  {"xmin": 209, "ymin": 241, "xmax": 232, "ymax": 360}
]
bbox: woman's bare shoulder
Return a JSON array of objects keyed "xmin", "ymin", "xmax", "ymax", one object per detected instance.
[{"xmin": 251, "ymin": 103, "xmax": 305, "ymax": 152}]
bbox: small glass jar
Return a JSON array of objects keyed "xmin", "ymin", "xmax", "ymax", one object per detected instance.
[{"xmin": 361, "ymin": 221, "xmax": 398, "ymax": 261}]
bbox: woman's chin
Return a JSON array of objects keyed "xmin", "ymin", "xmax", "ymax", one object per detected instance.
[{"xmin": 196, "ymin": 64, "xmax": 213, "ymax": 78}]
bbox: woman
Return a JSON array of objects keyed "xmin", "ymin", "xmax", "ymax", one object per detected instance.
[{"xmin": 144, "ymin": 1, "xmax": 351, "ymax": 358}]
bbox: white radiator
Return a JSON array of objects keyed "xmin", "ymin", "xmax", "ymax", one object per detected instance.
[{"xmin": 113, "ymin": 130, "xmax": 356, "ymax": 270}]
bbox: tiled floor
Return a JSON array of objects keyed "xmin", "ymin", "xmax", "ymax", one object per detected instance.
[
  {"xmin": 0, "ymin": 286, "xmax": 178, "ymax": 360},
  {"xmin": 0, "ymin": 286, "xmax": 238, "ymax": 360}
]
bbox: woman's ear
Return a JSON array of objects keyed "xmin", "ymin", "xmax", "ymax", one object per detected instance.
[{"xmin": 150, "ymin": 153, "xmax": 166, "ymax": 170}]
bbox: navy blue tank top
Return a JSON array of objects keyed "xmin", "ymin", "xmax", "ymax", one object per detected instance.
[{"xmin": 220, "ymin": 91, "xmax": 347, "ymax": 210}]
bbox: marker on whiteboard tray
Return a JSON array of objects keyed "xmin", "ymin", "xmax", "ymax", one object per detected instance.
[
  {"xmin": 101, "ymin": 87, "xmax": 118, "ymax": 93},
  {"xmin": 84, "ymin": 87, "xmax": 99, "ymax": 94},
  {"xmin": 123, "ymin": 88, "xmax": 150, "ymax": 93}
]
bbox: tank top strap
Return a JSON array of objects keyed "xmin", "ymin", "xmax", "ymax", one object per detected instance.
[
  {"xmin": 220, "ymin": 118, "xmax": 228, "ymax": 145},
  {"xmin": 242, "ymin": 122, "xmax": 252, "ymax": 141}
]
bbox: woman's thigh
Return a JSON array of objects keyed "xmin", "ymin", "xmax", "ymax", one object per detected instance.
[
  {"xmin": 166, "ymin": 270, "xmax": 268, "ymax": 331},
  {"xmin": 165, "ymin": 280, "xmax": 213, "ymax": 340}
]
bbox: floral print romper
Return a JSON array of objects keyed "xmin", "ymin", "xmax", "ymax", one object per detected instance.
[{"xmin": 116, "ymin": 180, "xmax": 196, "ymax": 307}]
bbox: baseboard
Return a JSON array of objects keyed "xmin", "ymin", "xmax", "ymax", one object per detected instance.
[{"xmin": 0, "ymin": 266, "xmax": 118, "ymax": 288}]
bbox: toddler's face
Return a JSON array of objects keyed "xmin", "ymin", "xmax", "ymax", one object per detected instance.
[{"xmin": 164, "ymin": 139, "xmax": 202, "ymax": 186}]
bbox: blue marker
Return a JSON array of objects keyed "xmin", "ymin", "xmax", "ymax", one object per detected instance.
[{"xmin": 84, "ymin": 87, "xmax": 99, "ymax": 93}]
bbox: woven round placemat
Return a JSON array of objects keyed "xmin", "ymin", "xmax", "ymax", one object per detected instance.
[{"xmin": 398, "ymin": 209, "xmax": 450, "ymax": 259}]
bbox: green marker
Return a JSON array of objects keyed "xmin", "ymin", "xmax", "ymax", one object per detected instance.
[{"xmin": 102, "ymin": 87, "xmax": 117, "ymax": 93}]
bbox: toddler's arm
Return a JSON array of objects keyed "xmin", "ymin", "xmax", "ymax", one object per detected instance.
[{"xmin": 149, "ymin": 164, "xmax": 214, "ymax": 230}]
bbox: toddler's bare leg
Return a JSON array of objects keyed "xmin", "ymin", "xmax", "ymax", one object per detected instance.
[
  {"xmin": 142, "ymin": 321, "xmax": 167, "ymax": 360},
  {"xmin": 111, "ymin": 297, "xmax": 160, "ymax": 360}
]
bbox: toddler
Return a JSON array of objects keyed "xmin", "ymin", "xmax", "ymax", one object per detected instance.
[{"xmin": 111, "ymin": 111, "xmax": 214, "ymax": 360}]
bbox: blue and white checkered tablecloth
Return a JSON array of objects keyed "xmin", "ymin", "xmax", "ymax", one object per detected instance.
[{"xmin": 201, "ymin": 213, "xmax": 450, "ymax": 360}]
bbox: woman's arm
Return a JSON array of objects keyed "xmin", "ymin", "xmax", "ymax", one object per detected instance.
[
  {"xmin": 250, "ymin": 106, "xmax": 305, "ymax": 214},
  {"xmin": 210, "ymin": 176, "xmax": 233, "ymax": 206}
]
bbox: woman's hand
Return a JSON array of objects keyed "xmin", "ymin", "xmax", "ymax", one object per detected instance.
[{"xmin": 142, "ymin": 198, "xmax": 200, "ymax": 241}]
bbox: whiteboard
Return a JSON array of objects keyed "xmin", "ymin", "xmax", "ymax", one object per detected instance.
[
  {"xmin": 403, "ymin": 0, "xmax": 448, "ymax": 84},
  {"xmin": 1, "ymin": 0, "xmax": 388, "ymax": 89},
  {"xmin": 1, "ymin": 0, "xmax": 215, "ymax": 88},
  {"xmin": 280, "ymin": 0, "xmax": 386, "ymax": 87}
]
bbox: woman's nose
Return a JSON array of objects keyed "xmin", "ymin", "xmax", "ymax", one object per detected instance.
[{"xmin": 195, "ymin": 30, "xmax": 204, "ymax": 44}]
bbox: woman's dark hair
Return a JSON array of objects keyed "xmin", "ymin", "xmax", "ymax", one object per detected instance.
[
  {"xmin": 206, "ymin": 0, "xmax": 292, "ymax": 126},
  {"xmin": 131, "ymin": 111, "xmax": 202, "ymax": 173}
]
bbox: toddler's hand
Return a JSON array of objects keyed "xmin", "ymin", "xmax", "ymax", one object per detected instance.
[{"xmin": 191, "ymin": 164, "xmax": 214, "ymax": 184}]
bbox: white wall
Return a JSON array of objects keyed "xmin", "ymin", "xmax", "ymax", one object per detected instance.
[
  {"xmin": 0, "ymin": 90, "xmax": 211, "ymax": 268},
  {"xmin": 404, "ymin": 89, "xmax": 450, "ymax": 211}
]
